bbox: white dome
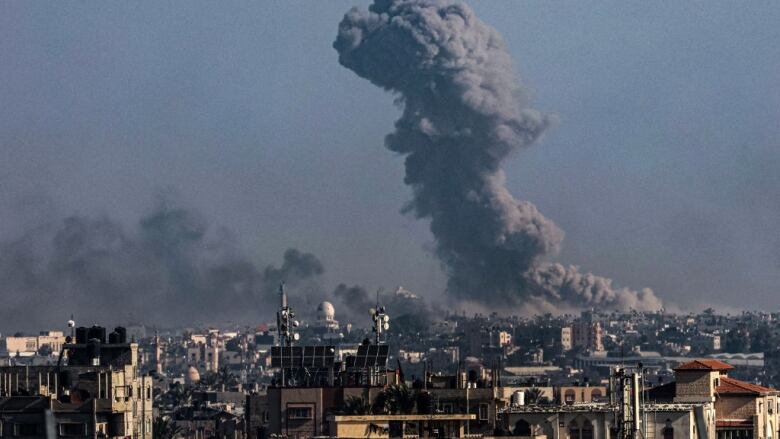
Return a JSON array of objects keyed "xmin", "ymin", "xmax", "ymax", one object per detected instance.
[
  {"xmin": 186, "ymin": 366, "xmax": 200, "ymax": 384},
  {"xmin": 317, "ymin": 301, "xmax": 336, "ymax": 321}
]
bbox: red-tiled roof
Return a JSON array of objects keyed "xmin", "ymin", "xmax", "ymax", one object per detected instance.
[
  {"xmin": 674, "ymin": 359, "xmax": 734, "ymax": 371},
  {"xmin": 717, "ymin": 377, "xmax": 777, "ymax": 396}
]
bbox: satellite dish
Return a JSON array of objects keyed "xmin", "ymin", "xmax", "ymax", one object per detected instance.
[
  {"xmin": 383, "ymin": 323, "xmax": 390, "ymax": 331},
  {"xmin": 293, "ymin": 333, "xmax": 300, "ymax": 341},
  {"xmin": 383, "ymin": 315, "xmax": 390, "ymax": 323},
  {"xmin": 293, "ymin": 320, "xmax": 300, "ymax": 327},
  {"xmin": 369, "ymin": 308, "xmax": 376, "ymax": 316}
]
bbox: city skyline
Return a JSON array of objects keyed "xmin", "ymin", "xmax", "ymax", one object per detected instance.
[{"xmin": 2, "ymin": 1, "xmax": 780, "ymax": 330}]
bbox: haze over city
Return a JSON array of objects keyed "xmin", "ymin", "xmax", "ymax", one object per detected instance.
[{"xmin": 2, "ymin": 1, "xmax": 780, "ymax": 331}]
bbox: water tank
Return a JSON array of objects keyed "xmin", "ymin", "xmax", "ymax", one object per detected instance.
[
  {"xmin": 114, "ymin": 327, "xmax": 127, "ymax": 343},
  {"xmin": 87, "ymin": 326, "xmax": 106, "ymax": 343},
  {"xmin": 75, "ymin": 327, "xmax": 88, "ymax": 344},
  {"xmin": 511, "ymin": 390, "xmax": 525, "ymax": 407}
]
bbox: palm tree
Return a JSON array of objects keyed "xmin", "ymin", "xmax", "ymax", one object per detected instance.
[
  {"xmin": 153, "ymin": 416, "xmax": 183, "ymax": 439},
  {"xmin": 343, "ymin": 396, "xmax": 373, "ymax": 415},
  {"xmin": 384, "ymin": 384, "xmax": 416, "ymax": 414},
  {"xmin": 525, "ymin": 387, "xmax": 544, "ymax": 405},
  {"xmin": 167, "ymin": 383, "xmax": 193, "ymax": 407},
  {"xmin": 217, "ymin": 365, "xmax": 238, "ymax": 389}
]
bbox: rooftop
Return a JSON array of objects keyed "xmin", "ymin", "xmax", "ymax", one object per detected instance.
[
  {"xmin": 674, "ymin": 359, "xmax": 734, "ymax": 372},
  {"xmin": 717, "ymin": 377, "xmax": 777, "ymax": 396},
  {"xmin": 502, "ymin": 403, "xmax": 703, "ymax": 414}
]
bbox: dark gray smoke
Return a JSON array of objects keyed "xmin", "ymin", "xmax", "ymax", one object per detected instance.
[
  {"xmin": 0, "ymin": 199, "xmax": 326, "ymax": 331},
  {"xmin": 332, "ymin": 284, "xmax": 435, "ymax": 327},
  {"xmin": 334, "ymin": 0, "xmax": 661, "ymax": 312}
]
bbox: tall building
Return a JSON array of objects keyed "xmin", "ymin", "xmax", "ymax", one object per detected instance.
[
  {"xmin": 561, "ymin": 327, "xmax": 573, "ymax": 351},
  {"xmin": 573, "ymin": 320, "xmax": 603, "ymax": 352},
  {"xmin": 0, "ymin": 325, "xmax": 154, "ymax": 438}
]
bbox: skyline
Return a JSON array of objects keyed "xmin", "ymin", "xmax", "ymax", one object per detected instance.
[{"xmin": 2, "ymin": 1, "xmax": 780, "ymax": 329}]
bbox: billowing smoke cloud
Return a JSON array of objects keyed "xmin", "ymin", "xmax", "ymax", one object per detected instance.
[
  {"xmin": 332, "ymin": 284, "xmax": 436, "ymax": 328},
  {"xmin": 334, "ymin": 0, "xmax": 661, "ymax": 311},
  {"xmin": 0, "ymin": 198, "xmax": 326, "ymax": 331}
]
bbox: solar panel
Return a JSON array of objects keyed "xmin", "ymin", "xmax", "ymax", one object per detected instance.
[
  {"xmin": 271, "ymin": 345, "xmax": 335, "ymax": 368},
  {"xmin": 349, "ymin": 344, "xmax": 389, "ymax": 368}
]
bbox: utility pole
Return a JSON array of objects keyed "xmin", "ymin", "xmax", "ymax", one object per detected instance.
[
  {"xmin": 369, "ymin": 290, "xmax": 390, "ymax": 345},
  {"xmin": 276, "ymin": 283, "xmax": 299, "ymax": 387}
]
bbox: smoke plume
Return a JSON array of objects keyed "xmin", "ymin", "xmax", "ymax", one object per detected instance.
[
  {"xmin": 0, "ymin": 198, "xmax": 326, "ymax": 331},
  {"xmin": 332, "ymin": 284, "xmax": 436, "ymax": 328},
  {"xmin": 334, "ymin": 0, "xmax": 661, "ymax": 311}
]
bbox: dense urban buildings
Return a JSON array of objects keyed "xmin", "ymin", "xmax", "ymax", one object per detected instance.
[{"xmin": 3, "ymin": 294, "xmax": 780, "ymax": 438}]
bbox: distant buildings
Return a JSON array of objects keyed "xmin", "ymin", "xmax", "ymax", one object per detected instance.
[{"xmin": 3, "ymin": 331, "xmax": 66, "ymax": 357}]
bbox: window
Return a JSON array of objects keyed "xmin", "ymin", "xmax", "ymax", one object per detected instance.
[
  {"xmin": 565, "ymin": 389, "xmax": 576, "ymax": 405},
  {"xmin": 59, "ymin": 422, "xmax": 86, "ymax": 436},
  {"xmin": 479, "ymin": 403, "xmax": 489, "ymax": 421},
  {"xmin": 288, "ymin": 407, "xmax": 313, "ymax": 420},
  {"xmin": 441, "ymin": 403, "xmax": 454, "ymax": 414},
  {"xmin": 591, "ymin": 389, "xmax": 603, "ymax": 402},
  {"xmin": 16, "ymin": 423, "xmax": 40, "ymax": 436},
  {"xmin": 663, "ymin": 419, "xmax": 674, "ymax": 439}
]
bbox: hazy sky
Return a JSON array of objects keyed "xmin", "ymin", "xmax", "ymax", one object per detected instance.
[{"xmin": 2, "ymin": 1, "xmax": 779, "ymax": 315}]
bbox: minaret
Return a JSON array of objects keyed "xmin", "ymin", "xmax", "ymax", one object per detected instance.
[{"xmin": 154, "ymin": 331, "xmax": 163, "ymax": 375}]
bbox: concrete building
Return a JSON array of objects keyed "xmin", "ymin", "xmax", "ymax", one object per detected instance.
[
  {"xmin": 502, "ymin": 402, "xmax": 713, "ymax": 439},
  {"xmin": 4, "ymin": 331, "xmax": 66, "ymax": 356},
  {"xmin": 573, "ymin": 321, "xmax": 603, "ymax": 352},
  {"xmin": 326, "ymin": 413, "xmax": 476, "ymax": 438},
  {"xmin": 503, "ymin": 363, "xmax": 718, "ymax": 439},
  {"xmin": 557, "ymin": 385, "xmax": 608, "ymax": 405},
  {"xmin": 562, "ymin": 327, "xmax": 573, "ymax": 352},
  {"xmin": 0, "ymin": 325, "xmax": 153, "ymax": 438},
  {"xmin": 648, "ymin": 359, "xmax": 780, "ymax": 439},
  {"xmin": 496, "ymin": 331, "xmax": 513, "ymax": 348}
]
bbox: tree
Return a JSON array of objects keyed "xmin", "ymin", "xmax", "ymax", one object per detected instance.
[
  {"xmin": 153, "ymin": 416, "xmax": 183, "ymax": 439},
  {"xmin": 373, "ymin": 384, "xmax": 417, "ymax": 415},
  {"xmin": 385, "ymin": 384, "xmax": 416, "ymax": 414},
  {"xmin": 723, "ymin": 329, "xmax": 750, "ymax": 353},
  {"xmin": 343, "ymin": 396, "xmax": 373, "ymax": 415},
  {"xmin": 751, "ymin": 326, "xmax": 774, "ymax": 353},
  {"xmin": 525, "ymin": 387, "xmax": 544, "ymax": 405}
]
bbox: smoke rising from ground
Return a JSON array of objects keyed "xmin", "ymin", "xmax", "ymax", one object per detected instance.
[
  {"xmin": 332, "ymin": 284, "xmax": 436, "ymax": 328},
  {"xmin": 334, "ymin": 0, "xmax": 662, "ymax": 311},
  {"xmin": 0, "ymin": 197, "xmax": 433, "ymax": 331},
  {"xmin": 0, "ymin": 199, "xmax": 326, "ymax": 331}
]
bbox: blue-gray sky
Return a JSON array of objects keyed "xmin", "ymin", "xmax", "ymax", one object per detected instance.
[{"xmin": 1, "ymin": 1, "xmax": 779, "ymax": 316}]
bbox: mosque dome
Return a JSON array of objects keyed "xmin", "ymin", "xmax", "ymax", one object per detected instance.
[
  {"xmin": 186, "ymin": 366, "xmax": 200, "ymax": 385},
  {"xmin": 317, "ymin": 301, "xmax": 336, "ymax": 322}
]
